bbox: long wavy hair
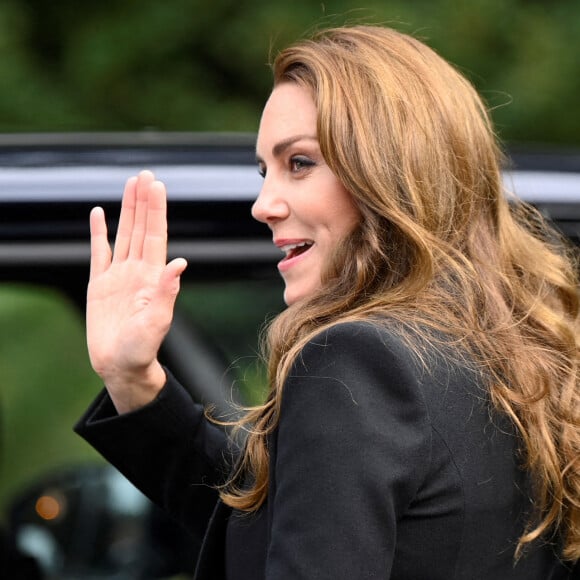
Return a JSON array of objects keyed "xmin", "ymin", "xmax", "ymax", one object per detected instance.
[{"xmin": 218, "ymin": 25, "xmax": 580, "ymax": 560}]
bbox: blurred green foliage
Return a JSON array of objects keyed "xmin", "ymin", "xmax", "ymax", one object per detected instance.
[
  {"xmin": 178, "ymin": 280, "xmax": 285, "ymax": 405},
  {"xmin": 0, "ymin": 0, "xmax": 579, "ymax": 144},
  {"xmin": 0, "ymin": 286, "xmax": 102, "ymax": 521},
  {"xmin": 0, "ymin": 279, "xmax": 284, "ymax": 523}
]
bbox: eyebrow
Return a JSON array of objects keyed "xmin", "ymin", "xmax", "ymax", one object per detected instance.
[{"xmin": 255, "ymin": 134, "xmax": 318, "ymax": 164}]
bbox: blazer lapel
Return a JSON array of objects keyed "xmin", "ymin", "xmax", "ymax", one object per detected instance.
[{"xmin": 193, "ymin": 500, "xmax": 231, "ymax": 580}]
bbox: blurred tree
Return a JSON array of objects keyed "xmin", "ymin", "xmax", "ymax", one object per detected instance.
[{"xmin": 0, "ymin": 0, "xmax": 578, "ymax": 145}]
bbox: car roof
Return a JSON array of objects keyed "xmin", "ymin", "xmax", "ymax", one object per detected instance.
[
  {"xmin": 0, "ymin": 132, "xmax": 261, "ymax": 202},
  {"xmin": 0, "ymin": 132, "xmax": 579, "ymax": 201}
]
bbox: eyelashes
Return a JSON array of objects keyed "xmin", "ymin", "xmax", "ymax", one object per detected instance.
[
  {"xmin": 258, "ymin": 155, "xmax": 316, "ymax": 178},
  {"xmin": 290, "ymin": 155, "xmax": 315, "ymax": 173}
]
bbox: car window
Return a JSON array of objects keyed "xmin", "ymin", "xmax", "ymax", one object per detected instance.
[
  {"xmin": 176, "ymin": 278, "xmax": 285, "ymax": 405},
  {"xmin": 0, "ymin": 284, "xmax": 103, "ymax": 514},
  {"xmin": 0, "ymin": 278, "xmax": 284, "ymax": 495},
  {"xmin": 0, "ymin": 276, "xmax": 285, "ymax": 577}
]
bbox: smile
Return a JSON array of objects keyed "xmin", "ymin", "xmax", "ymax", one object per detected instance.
[{"xmin": 280, "ymin": 241, "xmax": 314, "ymax": 260}]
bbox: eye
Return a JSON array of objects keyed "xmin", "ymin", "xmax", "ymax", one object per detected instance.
[
  {"xmin": 290, "ymin": 155, "xmax": 315, "ymax": 173},
  {"xmin": 257, "ymin": 163, "xmax": 266, "ymax": 178}
]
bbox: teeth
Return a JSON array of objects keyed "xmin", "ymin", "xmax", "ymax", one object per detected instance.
[{"xmin": 280, "ymin": 241, "xmax": 312, "ymax": 255}]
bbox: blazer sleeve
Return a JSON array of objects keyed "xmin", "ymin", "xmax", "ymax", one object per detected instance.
[
  {"xmin": 73, "ymin": 370, "xmax": 233, "ymax": 543},
  {"xmin": 265, "ymin": 321, "xmax": 432, "ymax": 579}
]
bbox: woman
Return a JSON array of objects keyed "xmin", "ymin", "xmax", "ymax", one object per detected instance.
[{"xmin": 76, "ymin": 26, "xmax": 580, "ymax": 578}]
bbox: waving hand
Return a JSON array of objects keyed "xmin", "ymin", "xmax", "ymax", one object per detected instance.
[{"xmin": 86, "ymin": 171, "xmax": 187, "ymax": 413}]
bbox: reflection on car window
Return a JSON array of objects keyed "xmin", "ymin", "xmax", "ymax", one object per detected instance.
[
  {"xmin": 0, "ymin": 278, "xmax": 285, "ymax": 513},
  {"xmin": 0, "ymin": 284, "xmax": 103, "ymax": 521},
  {"xmin": 0, "ymin": 277, "xmax": 285, "ymax": 577},
  {"xmin": 176, "ymin": 278, "xmax": 285, "ymax": 405}
]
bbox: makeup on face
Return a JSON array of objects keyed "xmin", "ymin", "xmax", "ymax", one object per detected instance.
[{"xmin": 253, "ymin": 83, "xmax": 360, "ymax": 305}]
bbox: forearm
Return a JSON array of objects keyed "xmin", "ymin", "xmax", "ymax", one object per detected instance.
[{"xmin": 74, "ymin": 371, "xmax": 232, "ymax": 538}]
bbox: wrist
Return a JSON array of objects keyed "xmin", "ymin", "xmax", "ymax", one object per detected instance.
[{"xmin": 104, "ymin": 360, "xmax": 167, "ymax": 414}]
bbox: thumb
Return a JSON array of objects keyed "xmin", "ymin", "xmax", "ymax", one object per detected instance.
[
  {"xmin": 149, "ymin": 258, "xmax": 188, "ymax": 329},
  {"xmin": 159, "ymin": 257, "xmax": 188, "ymax": 300}
]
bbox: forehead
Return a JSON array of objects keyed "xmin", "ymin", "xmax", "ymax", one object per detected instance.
[{"xmin": 256, "ymin": 83, "xmax": 317, "ymax": 154}]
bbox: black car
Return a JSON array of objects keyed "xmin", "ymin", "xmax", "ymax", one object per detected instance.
[{"xmin": 0, "ymin": 133, "xmax": 578, "ymax": 578}]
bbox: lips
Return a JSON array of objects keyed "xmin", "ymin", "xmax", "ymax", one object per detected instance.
[
  {"xmin": 275, "ymin": 239, "xmax": 314, "ymax": 271},
  {"xmin": 280, "ymin": 241, "xmax": 313, "ymax": 260}
]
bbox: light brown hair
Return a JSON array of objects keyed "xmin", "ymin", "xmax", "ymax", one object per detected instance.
[{"xmin": 219, "ymin": 25, "xmax": 580, "ymax": 560}]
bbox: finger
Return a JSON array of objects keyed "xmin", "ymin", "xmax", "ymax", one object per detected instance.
[
  {"xmin": 159, "ymin": 258, "xmax": 188, "ymax": 301},
  {"xmin": 149, "ymin": 258, "xmax": 188, "ymax": 327},
  {"xmin": 129, "ymin": 170, "xmax": 156, "ymax": 260},
  {"xmin": 89, "ymin": 206, "xmax": 112, "ymax": 278},
  {"xmin": 113, "ymin": 176, "xmax": 138, "ymax": 262},
  {"xmin": 142, "ymin": 180, "xmax": 169, "ymax": 265},
  {"xmin": 165, "ymin": 257, "xmax": 188, "ymax": 280}
]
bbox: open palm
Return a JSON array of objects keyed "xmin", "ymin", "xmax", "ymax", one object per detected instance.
[{"xmin": 86, "ymin": 171, "xmax": 187, "ymax": 413}]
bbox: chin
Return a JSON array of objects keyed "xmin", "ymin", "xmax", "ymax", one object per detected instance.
[{"xmin": 283, "ymin": 282, "xmax": 316, "ymax": 306}]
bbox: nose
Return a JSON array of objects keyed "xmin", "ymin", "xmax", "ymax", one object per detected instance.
[{"xmin": 251, "ymin": 179, "xmax": 290, "ymax": 225}]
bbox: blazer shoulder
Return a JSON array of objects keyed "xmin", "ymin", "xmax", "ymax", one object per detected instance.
[
  {"xmin": 293, "ymin": 318, "xmax": 483, "ymax": 418},
  {"xmin": 286, "ymin": 318, "xmax": 432, "ymax": 428},
  {"xmin": 295, "ymin": 318, "xmax": 426, "ymax": 377}
]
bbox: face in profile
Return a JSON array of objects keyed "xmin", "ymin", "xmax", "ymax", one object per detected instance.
[{"xmin": 253, "ymin": 83, "xmax": 360, "ymax": 305}]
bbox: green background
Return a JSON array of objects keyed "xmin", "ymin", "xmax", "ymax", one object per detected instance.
[{"xmin": 1, "ymin": 0, "xmax": 579, "ymax": 145}]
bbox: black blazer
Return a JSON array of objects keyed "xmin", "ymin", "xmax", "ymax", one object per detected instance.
[{"xmin": 75, "ymin": 321, "xmax": 577, "ymax": 579}]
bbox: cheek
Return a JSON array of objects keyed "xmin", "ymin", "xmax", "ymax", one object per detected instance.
[
  {"xmin": 332, "ymin": 179, "xmax": 360, "ymax": 222},
  {"xmin": 322, "ymin": 176, "xmax": 358, "ymax": 215},
  {"xmin": 333, "ymin": 196, "xmax": 361, "ymax": 237}
]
